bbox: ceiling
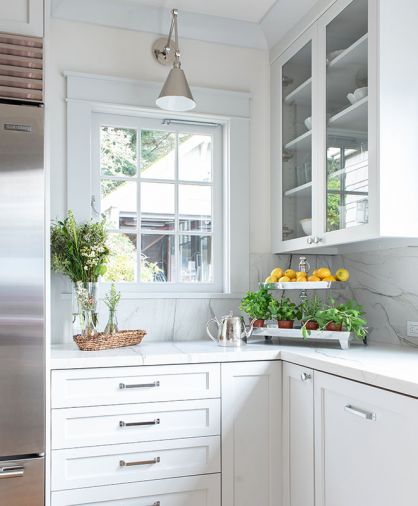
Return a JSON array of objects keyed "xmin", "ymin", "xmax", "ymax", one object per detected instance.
[{"xmin": 123, "ymin": 0, "xmax": 277, "ymax": 23}]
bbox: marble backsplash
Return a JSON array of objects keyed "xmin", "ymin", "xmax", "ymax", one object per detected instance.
[{"xmin": 51, "ymin": 249, "xmax": 418, "ymax": 347}]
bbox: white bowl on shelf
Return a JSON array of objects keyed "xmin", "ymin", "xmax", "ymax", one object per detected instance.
[
  {"xmin": 347, "ymin": 86, "xmax": 368, "ymax": 105},
  {"xmin": 304, "ymin": 117, "xmax": 312, "ymax": 130},
  {"xmin": 326, "ymin": 49, "xmax": 345, "ymax": 64},
  {"xmin": 300, "ymin": 218, "xmax": 312, "ymax": 236}
]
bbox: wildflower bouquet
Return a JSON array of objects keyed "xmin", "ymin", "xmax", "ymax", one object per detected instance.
[{"xmin": 51, "ymin": 210, "xmax": 109, "ymax": 282}]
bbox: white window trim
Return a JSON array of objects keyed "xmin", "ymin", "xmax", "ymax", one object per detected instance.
[{"xmin": 66, "ymin": 71, "xmax": 251, "ymax": 296}]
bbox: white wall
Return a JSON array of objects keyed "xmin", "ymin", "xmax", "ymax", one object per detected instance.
[{"xmin": 47, "ymin": 18, "xmax": 271, "ymax": 342}]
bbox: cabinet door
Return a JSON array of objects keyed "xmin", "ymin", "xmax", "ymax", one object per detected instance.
[
  {"xmin": 317, "ymin": 0, "xmax": 377, "ymax": 247},
  {"xmin": 0, "ymin": 0, "xmax": 43, "ymax": 37},
  {"xmin": 221, "ymin": 361, "xmax": 281, "ymax": 506},
  {"xmin": 271, "ymin": 26, "xmax": 320, "ymax": 253},
  {"xmin": 282, "ymin": 363, "xmax": 314, "ymax": 506},
  {"xmin": 315, "ymin": 371, "xmax": 418, "ymax": 506}
]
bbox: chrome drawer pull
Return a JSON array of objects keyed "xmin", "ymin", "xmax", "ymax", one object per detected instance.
[
  {"xmin": 119, "ymin": 418, "xmax": 160, "ymax": 427},
  {"xmin": 120, "ymin": 457, "xmax": 160, "ymax": 467},
  {"xmin": 0, "ymin": 465, "xmax": 24, "ymax": 479},
  {"xmin": 301, "ymin": 372, "xmax": 312, "ymax": 381},
  {"xmin": 119, "ymin": 381, "xmax": 160, "ymax": 389},
  {"xmin": 344, "ymin": 404, "xmax": 376, "ymax": 421}
]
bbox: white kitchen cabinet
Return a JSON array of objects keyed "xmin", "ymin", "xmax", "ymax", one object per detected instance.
[
  {"xmin": 271, "ymin": 0, "xmax": 418, "ymax": 253},
  {"xmin": 314, "ymin": 371, "xmax": 418, "ymax": 506},
  {"xmin": 221, "ymin": 361, "xmax": 281, "ymax": 506},
  {"xmin": 282, "ymin": 362, "xmax": 314, "ymax": 506},
  {"xmin": 0, "ymin": 0, "xmax": 43, "ymax": 37}
]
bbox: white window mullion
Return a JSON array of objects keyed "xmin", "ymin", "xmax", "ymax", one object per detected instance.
[
  {"xmin": 175, "ymin": 132, "xmax": 180, "ymax": 284},
  {"xmin": 136, "ymin": 125, "xmax": 142, "ymax": 283}
]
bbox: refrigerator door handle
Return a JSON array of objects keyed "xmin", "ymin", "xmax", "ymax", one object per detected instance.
[{"xmin": 0, "ymin": 464, "xmax": 25, "ymax": 479}]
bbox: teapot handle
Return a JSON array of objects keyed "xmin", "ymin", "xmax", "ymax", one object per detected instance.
[{"xmin": 206, "ymin": 318, "xmax": 220, "ymax": 343}]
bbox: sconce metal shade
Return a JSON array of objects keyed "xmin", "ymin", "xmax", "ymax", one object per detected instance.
[{"xmin": 156, "ymin": 66, "xmax": 196, "ymax": 111}]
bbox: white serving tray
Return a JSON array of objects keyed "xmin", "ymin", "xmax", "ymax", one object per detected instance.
[
  {"xmin": 251, "ymin": 327, "xmax": 353, "ymax": 350},
  {"xmin": 261, "ymin": 281, "xmax": 346, "ymax": 290}
]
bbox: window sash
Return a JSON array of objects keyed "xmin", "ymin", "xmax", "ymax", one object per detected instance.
[{"xmin": 91, "ymin": 113, "xmax": 223, "ymax": 292}]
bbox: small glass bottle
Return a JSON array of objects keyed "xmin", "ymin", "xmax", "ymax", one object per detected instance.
[{"xmin": 104, "ymin": 309, "xmax": 119, "ymax": 335}]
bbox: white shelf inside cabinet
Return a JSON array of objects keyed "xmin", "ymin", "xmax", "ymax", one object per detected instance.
[
  {"xmin": 327, "ymin": 33, "xmax": 368, "ymax": 105},
  {"xmin": 328, "ymin": 97, "xmax": 368, "ymax": 132},
  {"xmin": 250, "ymin": 327, "xmax": 353, "ymax": 350},
  {"xmin": 284, "ymin": 181, "xmax": 312, "ymax": 198},
  {"xmin": 284, "ymin": 78, "xmax": 312, "ymax": 105},
  {"xmin": 285, "ymin": 130, "xmax": 312, "ymax": 151}
]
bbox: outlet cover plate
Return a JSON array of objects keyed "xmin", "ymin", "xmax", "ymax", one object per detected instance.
[{"xmin": 407, "ymin": 321, "xmax": 418, "ymax": 337}]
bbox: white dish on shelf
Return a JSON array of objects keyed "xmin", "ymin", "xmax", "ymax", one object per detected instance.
[
  {"xmin": 347, "ymin": 86, "xmax": 368, "ymax": 104},
  {"xmin": 326, "ymin": 49, "xmax": 346, "ymax": 64},
  {"xmin": 304, "ymin": 116, "xmax": 312, "ymax": 130},
  {"xmin": 300, "ymin": 218, "xmax": 312, "ymax": 235}
]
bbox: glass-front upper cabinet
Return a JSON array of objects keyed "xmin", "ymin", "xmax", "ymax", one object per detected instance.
[
  {"xmin": 324, "ymin": 0, "xmax": 369, "ymax": 234},
  {"xmin": 280, "ymin": 38, "xmax": 313, "ymax": 243}
]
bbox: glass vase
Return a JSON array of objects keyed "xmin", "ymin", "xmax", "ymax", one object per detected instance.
[
  {"xmin": 104, "ymin": 309, "xmax": 119, "ymax": 335},
  {"xmin": 72, "ymin": 281, "xmax": 98, "ymax": 338}
]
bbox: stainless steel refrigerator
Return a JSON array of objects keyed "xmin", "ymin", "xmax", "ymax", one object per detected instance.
[{"xmin": 0, "ymin": 102, "xmax": 45, "ymax": 505}]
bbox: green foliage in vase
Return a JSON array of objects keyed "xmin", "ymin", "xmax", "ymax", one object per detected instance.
[
  {"xmin": 51, "ymin": 211, "xmax": 109, "ymax": 283},
  {"xmin": 240, "ymin": 288, "xmax": 272, "ymax": 320},
  {"xmin": 104, "ymin": 283, "xmax": 121, "ymax": 312},
  {"xmin": 269, "ymin": 297, "xmax": 301, "ymax": 321}
]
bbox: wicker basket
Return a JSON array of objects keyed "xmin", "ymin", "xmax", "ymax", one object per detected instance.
[{"xmin": 73, "ymin": 329, "xmax": 146, "ymax": 351}]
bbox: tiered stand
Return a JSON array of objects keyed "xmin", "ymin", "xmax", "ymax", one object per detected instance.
[{"xmin": 252, "ymin": 277, "xmax": 358, "ymax": 350}]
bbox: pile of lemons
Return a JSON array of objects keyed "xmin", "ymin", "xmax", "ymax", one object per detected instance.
[{"xmin": 265, "ymin": 266, "xmax": 349, "ymax": 283}]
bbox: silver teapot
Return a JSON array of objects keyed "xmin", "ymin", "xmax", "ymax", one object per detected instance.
[{"xmin": 206, "ymin": 312, "xmax": 254, "ymax": 347}]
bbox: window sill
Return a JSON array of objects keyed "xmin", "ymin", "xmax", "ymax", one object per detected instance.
[{"xmin": 60, "ymin": 292, "xmax": 244, "ymax": 300}]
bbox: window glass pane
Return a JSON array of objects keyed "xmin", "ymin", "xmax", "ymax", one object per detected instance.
[
  {"xmin": 103, "ymin": 233, "xmax": 137, "ymax": 282},
  {"xmin": 179, "ymin": 184, "xmax": 211, "ymax": 217},
  {"xmin": 141, "ymin": 182, "xmax": 175, "ymax": 229},
  {"xmin": 179, "ymin": 218, "xmax": 212, "ymax": 233},
  {"xmin": 101, "ymin": 180, "xmax": 137, "ymax": 229},
  {"xmin": 179, "ymin": 235, "xmax": 213, "ymax": 283},
  {"xmin": 141, "ymin": 130, "xmax": 175, "ymax": 180},
  {"xmin": 141, "ymin": 234, "xmax": 175, "ymax": 282},
  {"xmin": 179, "ymin": 134, "xmax": 212, "ymax": 182},
  {"xmin": 100, "ymin": 126, "xmax": 137, "ymax": 177},
  {"xmin": 141, "ymin": 216, "xmax": 175, "ymax": 232}
]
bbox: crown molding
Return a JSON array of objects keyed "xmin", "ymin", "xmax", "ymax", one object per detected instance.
[{"xmin": 51, "ymin": 0, "xmax": 267, "ymax": 50}]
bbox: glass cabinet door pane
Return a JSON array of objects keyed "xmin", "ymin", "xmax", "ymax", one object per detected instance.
[
  {"xmin": 326, "ymin": 0, "xmax": 368, "ymax": 232},
  {"xmin": 281, "ymin": 42, "xmax": 312, "ymax": 241}
]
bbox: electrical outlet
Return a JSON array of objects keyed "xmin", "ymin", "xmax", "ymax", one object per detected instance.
[{"xmin": 407, "ymin": 321, "xmax": 418, "ymax": 337}]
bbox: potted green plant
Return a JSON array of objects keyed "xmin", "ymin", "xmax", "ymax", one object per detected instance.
[
  {"xmin": 269, "ymin": 297, "xmax": 301, "ymax": 329},
  {"xmin": 240, "ymin": 287, "xmax": 272, "ymax": 327},
  {"xmin": 316, "ymin": 299, "xmax": 367, "ymax": 339},
  {"xmin": 300, "ymin": 296, "xmax": 323, "ymax": 337}
]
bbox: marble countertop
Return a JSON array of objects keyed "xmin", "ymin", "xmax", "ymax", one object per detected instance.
[{"xmin": 50, "ymin": 340, "xmax": 418, "ymax": 398}]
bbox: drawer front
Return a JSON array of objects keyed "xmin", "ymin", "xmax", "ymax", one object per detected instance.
[
  {"xmin": 51, "ymin": 474, "xmax": 220, "ymax": 506},
  {"xmin": 51, "ymin": 364, "xmax": 220, "ymax": 408},
  {"xmin": 52, "ymin": 399, "xmax": 220, "ymax": 449},
  {"xmin": 51, "ymin": 436, "xmax": 221, "ymax": 490}
]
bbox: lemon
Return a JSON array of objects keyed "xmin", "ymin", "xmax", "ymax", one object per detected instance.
[
  {"xmin": 271, "ymin": 267, "xmax": 283, "ymax": 279},
  {"xmin": 312, "ymin": 269, "xmax": 319, "ymax": 277},
  {"xmin": 308, "ymin": 275, "xmax": 321, "ymax": 282},
  {"xmin": 264, "ymin": 275, "xmax": 276, "ymax": 283},
  {"xmin": 317, "ymin": 267, "xmax": 332, "ymax": 279},
  {"xmin": 279, "ymin": 276, "xmax": 291, "ymax": 282},
  {"xmin": 323, "ymin": 275, "xmax": 336, "ymax": 282},
  {"xmin": 284, "ymin": 269, "xmax": 296, "ymax": 279},
  {"xmin": 335, "ymin": 268, "xmax": 350, "ymax": 282}
]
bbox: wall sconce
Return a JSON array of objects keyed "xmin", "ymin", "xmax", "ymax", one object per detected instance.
[{"xmin": 152, "ymin": 9, "xmax": 196, "ymax": 111}]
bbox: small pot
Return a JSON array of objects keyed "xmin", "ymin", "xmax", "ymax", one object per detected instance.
[
  {"xmin": 252, "ymin": 319, "xmax": 265, "ymax": 328},
  {"xmin": 277, "ymin": 320, "xmax": 294, "ymax": 329},
  {"xmin": 325, "ymin": 322, "xmax": 343, "ymax": 331},
  {"xmin": 305, "ymin": 320, "xmax": 319, "ymax": 331}
]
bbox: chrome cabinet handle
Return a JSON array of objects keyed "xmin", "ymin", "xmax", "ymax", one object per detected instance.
[
  {"xmin": 313, "ymin": 236, "xmax": 322, "ymax": 244},
  {"xmin": 119, "ymin": 418, "xmax": 160, "ymax": 427},
  {"xmin": 0, "ymin": 465, "xmax": 24, "ymax": 479},
  {"xmin": 307, "ymin": 236, "xmax": 313, "ymax": 244},
  {"xmin": 344, "ymin": 404, "xmax": 376, "ymax": 421},
  {"xmin": 120, "ymin": 457, "xmax": 160, "ymax": 467},
  {"xmin": 119, "ymin": 381, "xmax": 160, "ymax": 389},
  {"xmin": 301, "ymin": 372, "xmax": 312, "ymax": 381}
]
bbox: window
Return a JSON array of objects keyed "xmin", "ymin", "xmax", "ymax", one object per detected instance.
[{"xmin": 92, "ymin": 114, "xmax": 223, "ymax": 292}]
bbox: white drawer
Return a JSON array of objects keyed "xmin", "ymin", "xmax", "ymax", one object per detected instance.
[
  {"xmin": 51, "ymin": 474, "xmax": 220, "ymax": 506},
  {"xmin": 51, "ymin": 364, "xmax": 220, "ymax": 408},
  {"xmin": 51, "ymin": 436, "xmax": 220, "ymax": 490},
  {"xmin": 52, "ymin": 399, "xmax": 220, "ymax": 449}
]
